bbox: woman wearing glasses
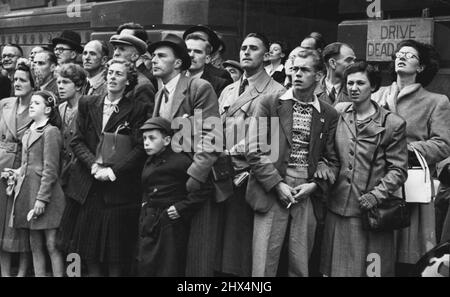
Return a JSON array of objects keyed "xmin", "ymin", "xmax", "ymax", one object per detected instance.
[
  {"xmin": 373, "ymin": 40, "xmax": 450, "ymax": 276},
  {"xmin": 0, "ymin": 62, "xmax": 34, "ymax": 276}
]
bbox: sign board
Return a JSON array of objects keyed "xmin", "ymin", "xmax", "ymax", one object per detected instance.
[{"xmin": 366, "ymin": 18, "xmax": 434, "ymax": 61}]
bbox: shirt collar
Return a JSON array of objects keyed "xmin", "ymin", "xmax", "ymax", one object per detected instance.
[
  {"xmin": 162, "ymin": 73, "xmax": 181, "ymax": 95},
  {"xmin": 243, "ymin": 69, "xmax": 266, "ymax": 87},
  {"xmin": 324, "ymin": 78, "xmax": 342, "ymax": 95},
  {"xmin": 104, "ymin": 96, "xmax": 121, "ymax": 105},
  {"xmin": 88, "ymin": 69, "xmax": 106, "ymax": 89},
  {"xmin": 186, "ymin": 70, "xmax": 203, "ymax": 80},
  {"xmin": 280, "ymin": 88, "xmax": 321, "ymax": 112}
]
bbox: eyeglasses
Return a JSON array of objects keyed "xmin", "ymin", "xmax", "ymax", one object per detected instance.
[
  {"xmin": 1, "ymin": 54, "xmax": 18, "ymax": 60},
  {"xmin": 54, "ymin": 47, "xmax": 73, "ymax": 54},
  {"xmin": 395, "ymin": 51, "xmax": 419, "ymax": 61}
]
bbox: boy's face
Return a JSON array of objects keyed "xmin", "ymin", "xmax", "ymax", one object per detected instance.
[{"xmin": 143, "ymin": 129, "xmax": 171, "ymax": 156}]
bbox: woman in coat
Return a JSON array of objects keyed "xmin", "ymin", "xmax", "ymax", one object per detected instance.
[
  {"xmin": 65, "ymin": 58, "xmax": 148, "ymax": 276},
  {"xmin": 320, "ymin": 61, "xmax": 408, "ymax": 277},
  {"xmin": 0, "ymin": 62, "xmax": 33, "ymax": 276},
  {"xmin": 264, "ymin": 41, "xmax": 286, "ymax": 85},
  {"xmin": 373, "ymin": 40, "xmax": 450, "ymax": 275}
]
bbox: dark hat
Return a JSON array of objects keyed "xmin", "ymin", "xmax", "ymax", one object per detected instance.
[
  {"xmin": 140, "ymin": 117, "xmax": 173, "ymax": 135},
  {"xmin": 110, "ymin": 32, "xmax": 148, "ymax": 55},
  {"xmin": 183, "ymin": 25, "xmax": 220, "ymax": 54},
  {"xmin": 222, "ymin": 60, "xmax": 243, "ymax": 73},
  {"xmin": 52, "ymin": 30, "xmax": 83, "ymax": 53},
  {"xmin": 148, "ymin": 33, "xmax": 191, "ymax": 71}
]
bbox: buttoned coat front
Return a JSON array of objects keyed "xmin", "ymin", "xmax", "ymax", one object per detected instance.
[
  {"xmin": 329, "ymin": 102, "xmax": 408, "ymax": 217},
  {"xmin": 12, "ymin": 124, "xmax": 65, "ymax": 230}
]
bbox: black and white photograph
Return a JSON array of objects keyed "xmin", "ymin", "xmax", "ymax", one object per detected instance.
[{"xmin": 0, "ymin": 0, "xmax": 449, "ymax": 283}]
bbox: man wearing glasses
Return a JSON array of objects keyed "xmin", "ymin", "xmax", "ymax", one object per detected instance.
[
  {"xmin": 52, "ymin": 30, "xmax": 83, "ymax": 65},
  {"xmin": 1, "ymin": 44, "xmax": 23, "ymax": 96}
]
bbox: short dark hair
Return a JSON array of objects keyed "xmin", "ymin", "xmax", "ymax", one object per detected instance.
[
  {"xmin": 185, "ymin": 33, "xmax": 213, "ymax": 55},
  {"xmin": 297, "ymin": 49, "xmax": 324, "ymax": 72},
  {"xmin": 117, "ymin": 22, "xmax": 148, "ymax": 43},
  {"xmin": 15, "ymin": 62, "xmax": 35, "ymax": 89},
  {"xmin": 86, "ymin": 39, "xmax": 110, "ymax": 58},
  {"xmin": 343, "ymin": 60, "xmax": 381, "ymax": 93},
  {"xmin": 322, "ymin": 42, "xmax": 353, "ymax": 67},
  {"xmin": 32, "ymin": 90, "xmax": 62, "ymax": 129},
  {"xmin": 244, "ymin": 33, "xmax": 270, "ymax": 52},
  {"xmin": 56, "ymin": 63, "xmax": 88, "ymax": 88},
  {"xmin": 304, "ymin": 32, "xmax": 326, "ymax": 52},
  {"xmin": 39, "ymin": 50, "xmax": 58, "ymax": 65},
  {"xmin": 393, "ymin": 39, "xmax": 439, "ymax": 87},
  {"xmin": 3, "ymin": 43, "xmax": 23, "ymax": 57}
]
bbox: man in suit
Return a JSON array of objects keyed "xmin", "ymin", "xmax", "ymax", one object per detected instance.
[
  {"xmin": 185, "ymin": 32, "xmax": 230, "ymax": 97},
  {"xmin": 183, "ymin": 25, "xmax": 233, "ymax": 85},
  {"xmin": 216, "ymin": 32, "xmax": 285, "ymax": 277},
  {"xmin": 33, "ymin": 50, "xmax": 59, "ymax": 101},
  {"xmin": 82, "ymin": 40, "xmax": 109, "ymax": 99},
  {"xmin": 149, "ymin": 33, "xmax": 222, "ymax": 277},
  {"xmin": 1, "ymin": 44, "xmax": 23, "ymax": 96},
  {"xmin": 315, "ymin": 42, "xmax": 356, "ymax": 106},
  {"xmin": 246, "ymin": 49, "xmax": 339, "ymax": 277},
  {"xmin": 52, "ymin": 30, "xmax": 83, "ymax": 65},
  {"xmin": 110, "ymin": 31, "xmax": 156, "ymax": 115}
]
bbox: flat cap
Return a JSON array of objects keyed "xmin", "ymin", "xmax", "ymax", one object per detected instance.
[{"xmin": 140, "ymin": 117, "xmax": 173, "ymax": 135}]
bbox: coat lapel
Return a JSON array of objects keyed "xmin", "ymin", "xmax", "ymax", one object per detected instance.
[
  {"xmin": 2, "ymin": 98, "xmax": 18, "ymax": 139},
  {"xmin": 24, "ymin": 126, "xmax": 45, "ymax": 149},
  {"xmin": 277, "ymin": 100, "xmax": 293, "ymax": 147},
  {"xmin": 226, "ymin": 72, "xmax": 272, "ymax": 117},
  {"xmin": 89, "ymin": 96, "xmax": 104, "ymax": 137},
  {"xmin": 308, "ymin": 106, "xmax": 325, "ymax": 158},
  {"xmin": 170, "ymin": 76, "xmax": 189, "ymax": 120},
  {"xmin": 341, "ymin": 106, "xmax": 357, "ymax": 138},
  {"xmin": 103, "ymin": 96, "xmax": 133, "ymax": 132}
]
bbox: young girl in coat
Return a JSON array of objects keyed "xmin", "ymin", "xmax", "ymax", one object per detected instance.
[{"xmin": 6, "ymin": 90, "xmax": 66, "ymax": 276}]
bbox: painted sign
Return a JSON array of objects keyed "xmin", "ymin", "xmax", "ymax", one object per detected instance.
[{"xmin": 366, "ymin": 18, "xmax": 434, "ymax": 61}]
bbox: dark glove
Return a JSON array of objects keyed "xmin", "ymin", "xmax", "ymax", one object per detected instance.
[
  {"xmin": 438, "ymin": 164, "xmax": 450, "ymax": 186},
  {"xmin": 358, "ymin": 193, "xmax": 378, "ymax": 210}
]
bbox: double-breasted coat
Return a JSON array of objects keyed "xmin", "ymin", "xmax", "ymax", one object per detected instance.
[{"xmin": 12, "ymin": 124, "xmax": 65, "ymax": 230}]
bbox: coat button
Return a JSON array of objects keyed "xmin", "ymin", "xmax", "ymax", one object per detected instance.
[
  {"xmin": 348, "ymin": 164, "xmax": 353, "ymax": 170},
  {"xmin": 349, "ymin": 150, "xmax": 354, "ymax": 156},
  {"xmin": 1, "ymin": 135, "xmax": 5, "ymax": 140}
]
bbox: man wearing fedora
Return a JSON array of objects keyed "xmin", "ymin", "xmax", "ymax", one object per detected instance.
[
  {"xmin": 183, "ymin": 25, "xmax": 232, "ymax": 85},
  {"xmin": 110, "ymin": 31, "xmax": 156, "ymax": 115},
  {"xmin": 185, "ymin": 32, "xmax": 230, "ymax": 97},
  {"xmin": 149, "ymin": 33, "xmax": 225, "ymax": 277},
  {"xmin": 52, "ymin": 30, "xmax": 83, "ymax": 66}
]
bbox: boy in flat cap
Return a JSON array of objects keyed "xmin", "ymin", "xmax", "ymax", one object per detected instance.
[{"xmin": 135, "ymin": 117, "xmax": 207, "ymax": 276}]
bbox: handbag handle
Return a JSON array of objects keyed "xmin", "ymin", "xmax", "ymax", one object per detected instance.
[
  {"xmin": 112, "ymin": 123, "xmax": 129, "ymax": 150},
  {"xmin": 410, "ymin": 146, "xmax": 429, "ymax": 183}
]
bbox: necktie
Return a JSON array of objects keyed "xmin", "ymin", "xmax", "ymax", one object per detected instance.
[
  {"xmin": 162, "ymin": 87, "xmax": 169, "ymax": 103},
  {"xmin": 329, "ymin": 86, "xmax": 336, "ymax": 104},
  {"xmin": 239, "ymin": 79, "xmax": 248, "ymax": 96},
  {"xmin": 85, "ymin": 81, "xmax": 92, "ymax": 95}
]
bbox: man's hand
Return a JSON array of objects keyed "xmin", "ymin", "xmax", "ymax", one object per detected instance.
[
  {"xmin": 91, "ymin": 163, "xmax": 100, "ymax": 175},
  {"xmin": 186, "ymin": 177, "xmax": 202, "ymax": 192},
  {"xmin": 275, "ymin": 182, "xmax": 296, "ymax": 206},
  {"xmin": 94, "ymin": 168, "xmax": 110, "ymax": 181},
  {"xmin": 314, "ymin": 162, "xmax": 336, "ymax": 184},
  {"xmin": 167, "ymin": 205, "xmax": 180, "ymax": 220},
  {"xmin": 293, "ymin": 182, "xmax": 318, "ymax": 200}
]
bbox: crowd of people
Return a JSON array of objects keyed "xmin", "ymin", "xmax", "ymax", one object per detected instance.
[{"xmin": 0, "ymin": 22, "xmax": 449, "ymax": 277}]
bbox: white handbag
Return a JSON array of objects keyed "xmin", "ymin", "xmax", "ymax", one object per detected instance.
[{"xmin": 404, "ymin": 147, "xmax": 433, "ymax": 203}]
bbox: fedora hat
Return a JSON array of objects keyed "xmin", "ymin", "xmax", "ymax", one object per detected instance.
[
  {"xmin": 52, "ymin": 30, "xmax": 83, "ymax": 53},
  {"xmin": 183, "ymin": 25, "xmax": 220, "ymax": 54},
  {"xmin": 148, "ymin": 33, "xmax": 191, "ymax": 71},
  {"xmin": 222, "ymin": 60, "xmax": 243, "ymax": 73},
  {"xmin": 109, "ymin": 33, "xmax": 148, "ymax": 55}
]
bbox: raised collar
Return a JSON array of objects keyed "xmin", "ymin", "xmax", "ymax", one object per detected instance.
[{"xmin": 279, "ymin": 88, "xmax": 321, "ymax": 112}]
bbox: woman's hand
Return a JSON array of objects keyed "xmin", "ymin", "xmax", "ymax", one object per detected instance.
[
  {"xmin": 167, "ymin": 205, "xmax": 180, "ymax": 220},
  {"xmin": 33, "ymin": 200, "xmax": 46, "ymax": 217},
  {"xmin": 358, "ymin": 193, "xmax": 378, "ymax": 210}
]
